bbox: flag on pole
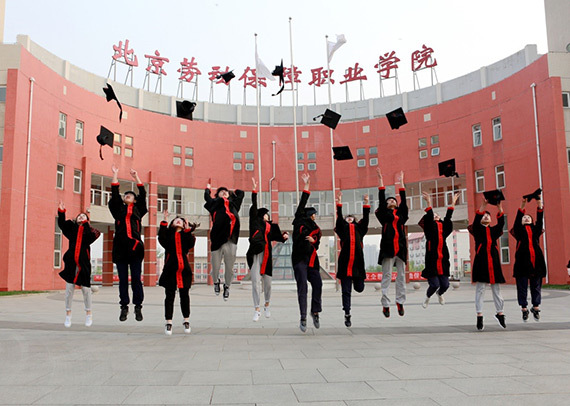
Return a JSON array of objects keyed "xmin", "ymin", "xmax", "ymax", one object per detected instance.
[
  {"xmin": 327, "ymin": 34, "xmax": 347, "ymax": 63},
  {"xmin": 255, "ymin": 51, "xmax": 276, "ymax": 81}
]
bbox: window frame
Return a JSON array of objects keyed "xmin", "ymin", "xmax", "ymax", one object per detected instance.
[
  {"xmin": 173, "ymin": 156, "xmax": 182, "ymax": 166},
  {"xmin": 357, "ymin": 159, "xmax": 366, "ymax": 167},
  {"xmin": 419, "ymin": 150, "xmax": 428, "ymax": 159},
  {"xmin": 58, "ymin": 112, "xmax": 67, "ymax": 138},
  {"xmin": 472, "ymin": 124, "xmax": 482, "ymax": 147},
  {"xmin": 418, "ymin": 137, "xmax": 427, "ymax": 147},
  {"xmin": 233, "ymin": 162, "xmax": 242, "ymax": 171},
  {"xmin": 307, "ymin": 162, "xmax": 317, "ymax": 171},
  {"xmin": 56, "ymin": 164, "xmax": 65, "ymax": 189},
  {"xmin": 54, "ymin": 218, "xmax": 62, "ymax": 268},
  {"xmin": 495, "ymin": 164, "xmax": 506, "ymax": 189},
  {"xmin": 356, "ymin": 148, "xmax": 366, "ymax": 157},
  {"xmin": 75, "ymin": 120, "xmax": 84, "ymax": 144},
  {"xmin": 475, "ymin": 170, "xmax": 485, "ymax": 193},
  {"xmin": 492, "ymin": 117, "xmax": 502, "ymax": 141},
  {"xmin": 73, "ymin": 169, "xmax": 82, "ymax": 194}
]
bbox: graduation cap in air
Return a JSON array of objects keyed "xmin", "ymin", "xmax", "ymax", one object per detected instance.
[
  {"xmin": 332, "ymin": 146, "xmax": 353, "ymax": 161},
  {"xmin": 386, "ymin": 107, "xmax": 407, "ymax": 130},
  {"xmin": 96, "ymin": 126, "xmax": 114, "ymax": 160},
  {"xmin": 216, "ymin": 70, "xmax": 235, "ymax": 84},
  {"xmin": 176, "ymin": 100, "xmax": 196, "ymax": 120},
  {"xmin": 438, "ymin": 159, "xmax": 459, "ymax": 178},
  {"xmin": 271, "ymin": 59, "xmax": 285, "ymax": 96},
  {"xmin": 523, "ymin": 188, "xmax": 542, "ymax": 202},
  {"xmin": 313, "ymin": 109, "xmax": 341, "ymax": 130},
  {"xmin": 483, "ymin": 189, "xmax": 505, "ymax": 206},
  {"xmin": 103, "ymin": 83, "xmax": 123, "ymax": 122}
]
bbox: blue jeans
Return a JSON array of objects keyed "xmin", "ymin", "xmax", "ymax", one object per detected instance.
[
  {"xmin": 339, "ymin": 277, "xmax": 365, "ymax": 314},
  {"xmin": 426, "ymin": 275, "xmax": 450, "ymax": 298},
  {"xmin": 293, "ymin": 261, "xmax": 322, "ymax": 319},
  {"xmin": 516, "ymin": 275, "xmax": 542, "ymax": 308},
  {"xmin": 116, "ymin": 260, "xmax": 144, "ymax": 306}
]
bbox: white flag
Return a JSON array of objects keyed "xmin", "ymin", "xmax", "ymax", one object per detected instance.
[
  {"xmin": 327, "ymin": 34, "xmax": 347, "ymax": 63},
  {"xmin": 255, "ymin": 52, "xmax": 276, "ymax": 81}
]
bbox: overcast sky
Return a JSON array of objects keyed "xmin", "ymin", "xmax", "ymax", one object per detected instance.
[{"xmin": 5, "ymin": 0, "xmax": 548, "ymax": 107}]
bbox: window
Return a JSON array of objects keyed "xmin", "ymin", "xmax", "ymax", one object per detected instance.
[
  {"xmin": 185, "ymin": 147, "xmax": 193, "ymax": 156},
  {"xmin": 58, "ymin": 113, "xmax": 67, "ymax": 138},
  {"xmin": 173, "ymin": 157, "xmax": 181, "ymax": 165},
  {"xmin": 75, "ymin": 120, "xmax": 84, "ymax": 144},
  {"xmin": 495, "ymin": 165, "xmax": 505, "ymax": 189},
  {"xmin": 244, "ymin": 152, "xmax": 254, "ymax": 160},
  {"xmin": 369, "ymin": 146, "xmax": 378, "ymax": 155},
  {"xmin": 297, "ymin": 163, "xmax": 304, "ymax": 171},
  {"xmin": 431, "ymin": 135, "xmax": 439, "ymax": 144},
  {"xmin": 245, "ymin": 163, "xmax": 254, "ymax": 171},
  {"xmin": 54, "ymin": 218, "xmax": 62, "ymax": 268},
  {"xmin": 563, "ymin": 92, "xmax": 569, "ymax": 108},
  {"xmin": 357, "ymin": 159, "xmax": 366, "ymax": 167},
  {"xmin": 370, "ymin": 157, "xmax": 378, "ymax": 166},
  {"xmin": 500, "ymin": 214, "xmax": 510, "ymax": 264},
  {"xmin": 493, "ymin": 117, "xmax": 502, "ymax": 141},
  {"xmin": 308, "ymin": 163, "xmax": 317, "ymax": 171},
  {"xmin": 125, "ymin": 136, "xmax": 133, "ymax": 146},
  {"xmin": 233, "ymin": 162, "xmax": 242, "ymax": 170},
  {"xmin": 114, "ymin": 145, "xmax": 121, "ymax": 155},
  {"xmin": 114, "ymin": 133, "xmax": 122, "ymax": 144},
  {"xmin": 475, "ymin": 170, "xmax": 485, "ymax": 193},
  {"xmin": 473, "ymin": 124, "xmax": 482, "ymax": 147},
  {"xmin": 297, "ymin": 152, "xmax": 304, "ymax": 161},
  {"xmin": 0, "ymin": 86, "xmax": 5, "ymax": 102},
  {"xmin": 125, "ymin": 148, "xmax": 133, "ymax": 158},
  {"xmin": 418, "ymin": 138, "xmax": 427, "ymax": 147},
  {"xmin": 431, "ymin": 147, "xmax": 440, "ymax": 156},
  {"xmin": 356, "ymin": 148, "xmax": 365, "ymax": 157},
  {"xmin": 185, "ymin": 158, "xmax": 193, "ymax": 167},
  {"xmin": 233, "ymin": 152, "xmax": 242, "ymax": 160},
  {"xmin": 308, "ymin": 152, "xmax": 316, "ymax": 160},
  {"xmin": 56, "ymin": 164, "xmax": 64, "ymax": 189},
  {"xmin": 419, "ymin": 150, "xmax": 428, "ymax": 159},
  {"xmin": 173, "ymin": 145, "xmax": 182, "ymax": 154},
  {"xmin": 73, "ymin": 169, "xmax": 82, "ymax": 193}
]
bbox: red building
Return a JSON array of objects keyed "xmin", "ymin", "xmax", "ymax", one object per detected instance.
[{"xmin": 1, "ymin": 7, "xmax": 570, "ymax": 290}]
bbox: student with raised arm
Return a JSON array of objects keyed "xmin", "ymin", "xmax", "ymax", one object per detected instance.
[
  {"xmin": 108, "ymin": 165, "xmax": 147, "ymax": 322},
  {"xmin": 204, "ymin": 181, "xmax": 244, "ymax": 301},
  {"xmin": 246, "ymin": 178, "xmax": 289, "ymax": 322},
  {"xmin": 375, "ymin": 168, "xmax": 409, "ymax": 318},
  {"xmin": 419, "ymin": 191, "xmax": 460, "ymax": 309},
  {"xmin": 292, "ymin": 173, "xmax": 323, "ymax": 332},
  {"xmin": 335, "ymin": 192, "xmax": 370, "ymax": 327}
]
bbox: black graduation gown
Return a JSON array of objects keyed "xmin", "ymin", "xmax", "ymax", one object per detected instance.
[
  {"xmin": 419, "ymin": 206, "xmax": 454, "ymax": 278},
  {"xmin": 469, "ymin": 211, "xmax": 506, "ymax": 284},
  {"xmin": 511, "ymin": 208, "xmax": 547, "ymax": 278},
  {"xmin": 108, "ymin": 183, "xmax": 147, "ymax": 263},
  {"xmin": 204, "ymin": 188, "xmax": 244, "ymax": 251},
  {"xmin": 291, "ymin": 190, "xmax": 322, "ymax": 269},
  {"xmin": 246, "ymin": 192, "xmax": 287, "ymax": 277},
  {"xmin": 375, "ymin": 187, "xmax": 409, "ymax": 263},
  {"xmin": 335, "ymin": 204, "xmax": 370, "ymax": 280},
  {"xmin": 157, "ymin": 223, "xmax": 196, "ymax": 290},
  {"xmin": 58, "ymin": 210, "xmax": 101, "ymax": 287}
]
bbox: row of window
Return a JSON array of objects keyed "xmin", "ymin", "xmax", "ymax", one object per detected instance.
[
  {"xmin": 58, "ymin": 112, "xmax": 85, "ymax": 144},
  {"xmin": 473, "ymin": 117, "xmax": 502, "ymax": 147},
  {"xmin": 474, "ymin": 165, "xmax": 505, "ymax": 193},
  {"xmin": 113, "ymin": 133, "xmax": 134, "ymax": 157},
  {"xmin": 56, "ymin": 164, "xmax": 82, "ymax": 193},
  {"xmin": 419, "ymin": 135, "xmax": 439, "ymax": 147},
  {"xmin": 173, "ymin": 145, "xmax": 194, "ymax": 167}
]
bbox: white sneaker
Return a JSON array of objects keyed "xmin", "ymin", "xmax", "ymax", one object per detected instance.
[
  {"xmin": 422, "ymin": 296, "xmax": 430, "ymax": 309},
  {"xmin": 85, "ymin": 314, "xmax": 93, "ymax": 327},
  {"xmin": 165, "ymin": 324, "xmax": 173, "ymax": 336},
  {"xmin": 437, "ymin": 293, "xmax": 446, "ymax": 305},
  {"xmin": 253, "ymin": 311, "xmax": 261, "ymax": 322},
  {"xmin": 264, "ymin": 306, "xmax": 271, "ymax": 318},
  {"xmin": 64, "ymin": 315, "xmax": 72, "ymax": 328},
  {"xmin": 183, "ymin": 322, "xmax": 191, "ymax": 334}
]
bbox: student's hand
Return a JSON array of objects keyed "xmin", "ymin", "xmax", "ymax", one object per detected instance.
[
  {"xmin": 162, "ymin": 209, "xmax": 169, "ymax": 222},
  {"xmin": 520, "ymin": 198, "xmax": 527, "ymax": 210},
  {"xmin": 452, "ymin": 192, "xmax": 460, "ymax": 207},
  {"xmin": 537, "ymin": 197, "xmax": 543, "ymax": 210},
  {"xmin": 111, "ymin": 164, "xmax": 119, "ymax": 175},
  {"xmin": 336, "ymin": 191, "xmax": 342, "ymax": 204},
  {"xmin": 363, "ymin": 194, "xmax": 369, "ymax": 205},
  {"xmin": 301, "ymin": 173, "xmax": 310, "ymax": 185},
  {"xmin": 252, "ymin": 178, "xmax": 257, "ymax": 191},
  {"xmin": 376, "ymin": 167, "xmax": 383, "ymax": 187},
  {"xmin": 130, "ymin": 169, "xmax": 141, "ymax": 183},
  {"xmin": 497, "ymin": 201, "xmax": 504, "ymax": 213},
  {"xmin": 306, "ymin": 235, "xmax": 315, "ymax": 243},
  {"xmin": 422, "ymin": 191, "xmax": 432, "ymax": 206},
  {"xmin": 480, "ymin": 199, "xmax": 488, "ymax": 211},
  {"xmin": 58, "ymin": 201, "xmax": 65, "ymax": 211},
  {"xmin": 282, "ymin": 232, "xmax": 289, "ymax": 241},
  {"xmin": 399, "ymin": 171, "xmax": 405, "ymax": 188}
]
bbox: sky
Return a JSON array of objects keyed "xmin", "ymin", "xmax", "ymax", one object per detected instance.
[{"xmin": 4, "ymin": 0, "xmax": 548, "ymax": 107}]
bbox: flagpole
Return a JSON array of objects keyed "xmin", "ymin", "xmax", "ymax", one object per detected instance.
[
  {"xmin": 290, "ymin": 17, "xmax": 300, "ymax": 203},
  {"xmin": 254, "ymin": 34, "xmax": 263, "ymax": 205},
  {"xmin": 326, "ymin": 35, "xmax": 336, "ymax": 227}
]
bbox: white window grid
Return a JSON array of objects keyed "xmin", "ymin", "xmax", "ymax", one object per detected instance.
[
  {"xmin": 493, "ymin": 117, "xmax": 502, "ymax": 141},
  {"xmin": 472, "ymin": 124, "xmax": 482, "ymax": 147}
]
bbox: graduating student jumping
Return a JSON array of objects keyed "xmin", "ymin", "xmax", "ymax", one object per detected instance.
[
  {"xmin": 204, "ymin": 180, "xmax": 244, "ymax": 300},
  {"xmin": 57, "ymin": 201, "xmax": 101, "ymax": 328},
  {"xmin": 246, "ymin": 178, "xmax": 289, "ymax": 322},
  {"xmin": 334, "ymin": 192, "xmax": 370, "ymax": 327},
  {"xmin": 108, "ymin": 165, "xmax": 147, "ymax": 322}
]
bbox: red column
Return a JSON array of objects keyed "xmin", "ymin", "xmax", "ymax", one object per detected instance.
[
  {"xmin": 143, "ymin": 172, "xmax": 158, "ymax": 287},
  {"xmin": 102, "ymin": 228, "xmax": 114, "ymax": 286}
]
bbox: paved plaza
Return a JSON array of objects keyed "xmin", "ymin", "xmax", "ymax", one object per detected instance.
[{"xmin": 0, "ymin": 281, "xmax": 569, "ymax": 405}]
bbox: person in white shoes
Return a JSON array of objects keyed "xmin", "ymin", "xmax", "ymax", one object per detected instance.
[
  {"xmin": 57, "ymin": 201, "xmax": 101, "ymax": 328},
  {"xmin": 246, "ymin": 178, "xmax": 289, "ymax": 322}
]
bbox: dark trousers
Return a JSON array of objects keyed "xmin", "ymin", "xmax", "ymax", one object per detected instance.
[
  {"xmin": 426, "ymin": 275, "xmax": 450, "ymax": 298},
  {"xmin": 164, "ymin": 287, "xmax": 191, "ymax": 320},
  {"xmin": 339, "ymin": 277, "xmax": 365, "ymax": 314},
  {"xmin": 516, "ymin": 275, "xmax": 542, "ymax": 308},
  {"xmin": 116, "ymin": 260, "xmax": 144, "ymax": 306},
  {"xmin": 293, "ymin": 261, "xmax": 322, "ymax": 319}
]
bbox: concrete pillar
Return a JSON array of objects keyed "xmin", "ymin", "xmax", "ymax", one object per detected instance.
[
  {"xmin": 102, "ymin": 228, "xmax": 114, "ymax": 286},
  {"xmin": 0, "ymin": 0, "xmax": 5, "ymax": 44}
]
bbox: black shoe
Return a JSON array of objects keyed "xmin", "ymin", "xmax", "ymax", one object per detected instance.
[
  {"xmin": 311, "ymin": 313, "xmax": 320, "ymax": 329},
  {"xmin": 397, "ymin": 303, "xmax": 405, "ymax": 316},
  {"xmin": 134, "ymin": 305, "xmax": 143, "ymax": 322},
  {"xmin": 495, "ymin": 313, "xmax": 506, "ymax": 329},
  {"xmin": 299, "ymin": 318, "xmax": 307, "ymax": 333},
  {"xmin": 382, "ymin": 307, "xmax": 390, "ymax": 318},
  {"xmin": 214, "ymin": 279, "xmax": 221, "ymax": 296},
  {"xmin": 522, "ymin": 309, "xmax": 529, "ymax": 322},
  {"xmin": 119, "ymin": 306, "xmax": 128, "ymax": 322},
  {"xmin": 344, "ymin": 314, "xmax": 352, "ymax": 328},
  {"xmin": 530, "ymin": 307, "xmax": 540, "ymax": 321},
  {"xmin": 223, "ymin": 284, "xmax": 229, "ymax": 301},
  {"xmin": 477, "ymin": 315, "xmax": 484, "ymax": 331}
]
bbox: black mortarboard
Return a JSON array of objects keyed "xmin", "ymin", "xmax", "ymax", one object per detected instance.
[
  {"xmin": 272, "ymin": 59, "xmax": 285, "ymax": 96},
  {"xmin": 96, "ymin": 126, "xmax": 114, "ymax": 160},
  {"xmin": 313, "ymin": 109, "xmax": 341, "ymax": 130},
  {"xmin": 522, "ymin": 188, "xmax": 542, "ymax": 202},
  {"xmin": 103, "ymin": 83, "xmax": 123, "ymax": 122},
  {"xmin": 216, "ymin": 70, "xmax": 235, "ymax": 83},
  {"xmin": 176, "ymin": 100, "xmax": 196, "ymax": 120},
  {"xmin": 483, "ymin": 189, "xmax": 505, "ymax": 206},
  {"xmin": 386, "ymin": 107, "xmax": 407, "ymax": 130},
  {"xmin": 438, "ymin": 159, "xmax": 459, "ymax": 177},
  {"xmin": 332, "ymin": 146, "xmax": 353, "ymax": 161}
]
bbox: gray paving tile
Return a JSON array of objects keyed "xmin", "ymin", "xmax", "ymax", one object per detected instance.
[
  {"xmin": 365, "ymin": 379, "xmax": 466, "ymax": 398},
  {"xmin": 292, "ymin": 382, "xmax": 382, "ymax": 402},
  {"xmin": 444, "ymin": 377, "xmax": 538, "ymax": 396},
  {"xmin": 0, "ymin": 385, "xmax": 56, "ymax": 405},
  {"xmin": 448, "ymin": 363, "xmax": 533, "ymax": 377},
  {"xmin": 436, "ymin": 394, "xmax": 570, "ymax": 406},
  {"xmin": 105, "ymin": 371, "xmax": 184, "ymax": 385},
  {"xmin": 219, "ymin": 358, "xmax": 284, "ymax": 370},
  {"xmin": 179, "ymin": 370, "xmax": 252, "ymax": 385},
  {"xmin": 318, "ymin": 367, "xmax": 397, "ymax": 382},
  {"xmin": 280, "ymin": 358, "xmax": 347, "ymax": 370},
  {"xmin": 211, "ymin": 384, "xmax": 297, "ymax": 404},
  {"xmin": 122, "ymin": 385, "xmax": 213, "ymax": 404},
  {"xmin": 34, "ymin": 386, "xmax": 132, "ymax": 404}
]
